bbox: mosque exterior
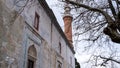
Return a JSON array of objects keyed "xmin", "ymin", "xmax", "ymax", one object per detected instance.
[{"xmin": 0, "ymin": 0, "xmax": 75, "ymax": 68}]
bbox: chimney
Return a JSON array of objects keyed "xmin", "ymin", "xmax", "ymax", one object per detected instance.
[{"xmin": 63, "ymin": 4, "xmax": 73, "ymax": 48}]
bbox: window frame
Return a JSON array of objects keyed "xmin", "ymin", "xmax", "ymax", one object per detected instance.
[
  {"xmin": 59, "ymin": 42, "xmax": 62, "ymax": 54},
  {"xmin": 34, "ymin": 12, "xmax": 40, "ymax": 30},
  {"xmin": 57, "ymin": 60, "xmax": 62, "ymax": 68},
  {"xmin": 27, "ymin": 45, "xmax": 37, "ymax": 68},
  {"xmin": 27, "ymin": 58, "xmax": 35, "ymax": 68}
]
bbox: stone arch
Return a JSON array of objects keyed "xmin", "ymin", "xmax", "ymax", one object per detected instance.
[
  {"xmin": 28, "ymin": 45, "xmax": 37, "ymax": 59},
  {"xmin": 27, "ymin": 45, "xmax": 37, "ymax": 68}
]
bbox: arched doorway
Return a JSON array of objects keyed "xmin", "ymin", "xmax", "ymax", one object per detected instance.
[{"xmin": 27, "ymin": 45, "xmax": 37, "ymax": 68}]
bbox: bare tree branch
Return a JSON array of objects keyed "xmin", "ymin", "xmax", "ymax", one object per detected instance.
[
  {"xmin": 65, "ymin": 0, "xmax": 114, "ymax": 23},
  {"xmin": 108, "ymin": 0, "xmax": 117, "ymax": 18},
  {"xmin": 100, "ymin": 56, "xmax": 120, "ymax": 64}
]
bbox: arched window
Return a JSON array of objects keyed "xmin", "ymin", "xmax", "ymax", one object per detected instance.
[
  {"xmin": 58, "ymin": 64, "xmax": 62, "ymax": 68},
  {"xmin": 27, "ymin": 45, "xmax": 37, "ymax": 68},
  {"xmin": 57, "ymin": 61, "xmax": 62, "ymax": 68},
  {"xmin": 58, "ymin": 42, "xmax": 61, "ymax": 54}
]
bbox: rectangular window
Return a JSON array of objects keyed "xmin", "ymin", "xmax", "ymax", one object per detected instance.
[
  {"xmin": 59, "ymin": 42, "xmax": 62, "ymax": 54},
  {"xmin": 70, "ymin": 57, "xmax": 72, "ymax": 65},
  {"xmin": 34, "ymin": 12, "xmax": 40, "ymax": 30},
  {"xmin": 27, "ymin": 59, "xmax": 34, "ymax": 68}
]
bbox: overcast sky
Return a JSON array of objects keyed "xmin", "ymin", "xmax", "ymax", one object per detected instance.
[{"xmin": 46, "ymin": 0, "xmax": 64, "ymax": 30}]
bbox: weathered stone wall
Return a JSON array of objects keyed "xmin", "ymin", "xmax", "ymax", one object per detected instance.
[
  {"xmin": 0, "ymin": 0, "xmax": 75, "ymax": 68},
  {"xmin": 0, "ymin": 0, "xmax": 25, "ymax": 68}
]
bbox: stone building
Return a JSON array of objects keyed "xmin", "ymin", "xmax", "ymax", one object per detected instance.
[{"xmin": 0, "ymin": 0, "xmax": 75, "ymax": 68}]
